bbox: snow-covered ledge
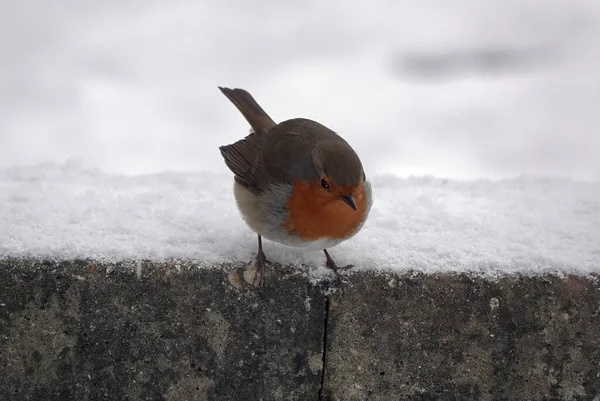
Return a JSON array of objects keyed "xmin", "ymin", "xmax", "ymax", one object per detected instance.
[
  {"xmin": 1, "ymin": 164, "xmax": 599, "ymax": 400},
  {"xmin": 1, "ymin": 163, "xmax": 598, "ymax": 277}
]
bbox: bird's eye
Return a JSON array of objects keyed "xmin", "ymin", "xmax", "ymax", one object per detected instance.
[{"xmin": 320, "ymin": 179, "xmax": 329, "ymax": 189}]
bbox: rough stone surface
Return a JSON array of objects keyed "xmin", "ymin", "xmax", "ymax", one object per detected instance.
[
  {"xmin": 2, "ymin": 260, "xmax": 600, "ymax": 401},
  {"xmin": 323, "ymin": 272, "xmax": 600, "ymax": 401},
  {"xmin": 0, "ymin": 259, "xmax": 326, "ymax": 401}
]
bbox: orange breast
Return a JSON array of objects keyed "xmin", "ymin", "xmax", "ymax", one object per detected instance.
[{"xmin": 283, "ymin": 180, "xmax": 369, "ymax": 241}]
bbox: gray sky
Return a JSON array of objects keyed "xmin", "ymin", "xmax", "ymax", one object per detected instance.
[{"xmin": 2, "ymin": 0, "xmax": 600, "ymax": 181}]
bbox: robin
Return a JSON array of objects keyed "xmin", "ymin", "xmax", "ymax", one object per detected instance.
[{"xmin": 218, "ymin": 87, "xmax": 373, "ymax": 286}]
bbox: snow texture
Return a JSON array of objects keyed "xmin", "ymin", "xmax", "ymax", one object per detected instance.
[{"xmin": 1, "ymin": 162, "xmax": 599, "ymax": 278}]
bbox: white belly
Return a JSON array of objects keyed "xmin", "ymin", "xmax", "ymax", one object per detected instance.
[{"xmin": 232, "ymin": 180, "xmax": 346, "ymax": 250}]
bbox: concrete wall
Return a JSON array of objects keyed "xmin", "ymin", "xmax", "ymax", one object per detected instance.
[{"xmin": 1, "ymin": 259, "xmax": 599, "ymax": 401}]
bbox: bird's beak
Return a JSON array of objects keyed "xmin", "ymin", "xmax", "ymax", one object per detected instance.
[{"xmin": 340, "ymin": 194, "xmax": 357, "ymax": 211}]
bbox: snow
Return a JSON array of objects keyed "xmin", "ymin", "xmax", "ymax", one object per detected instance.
[
  {"xmin": 2, "ymin": 2, "xmax": 599, "ymax": 281},
  {"xmin": 1, "ymin": 162, "xmax": 598, "ymax": 278}
]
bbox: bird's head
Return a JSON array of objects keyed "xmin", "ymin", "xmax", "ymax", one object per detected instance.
[{"xmin": 310, "ymin": 140, "xmax": 367, "ymax": 212}]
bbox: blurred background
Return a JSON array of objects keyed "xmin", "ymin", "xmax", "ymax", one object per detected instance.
[{"xmin": 1, "ymin": 0, "xmax": 599, "ymax": 181}]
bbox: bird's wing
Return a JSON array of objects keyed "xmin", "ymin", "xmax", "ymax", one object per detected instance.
[
  {"xmin": 220, "ymin": 129, "xmax": 272, "ymax": 193},
  {"xmin": 219, "ymin": 87, "xmax": 283, "ymax": 193}
]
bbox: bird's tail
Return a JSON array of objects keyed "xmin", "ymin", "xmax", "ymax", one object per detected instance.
[{"xmin": 218, "ymin": 87, "xmax": 276, "ymax": 132}]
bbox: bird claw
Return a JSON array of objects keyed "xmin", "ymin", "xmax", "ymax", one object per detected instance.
[
  {"xmin": 256, "ymin": 250, "xmax": 270, "ymax": 266},
  {"xmin": 325, "ymin": 260, "xmax": 354, "ymax": 274},
  {"xmin": 250, "ymin": 250, "xmax": 268, "ymax": 288}
]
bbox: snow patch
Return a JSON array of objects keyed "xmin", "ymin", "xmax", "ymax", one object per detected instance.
[{"xmin": 1, "ymin": 163, "xmax": 599, "ymax": 278}]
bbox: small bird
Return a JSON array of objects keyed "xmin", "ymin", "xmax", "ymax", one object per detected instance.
[{"xmin": 218, "ymin": 87, "xmax": 372, "ymax": 286}]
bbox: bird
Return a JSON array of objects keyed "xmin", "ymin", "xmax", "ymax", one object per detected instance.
[{"xmin": 218, "ymin": 87, "xmax": 372, "ymax": 287}]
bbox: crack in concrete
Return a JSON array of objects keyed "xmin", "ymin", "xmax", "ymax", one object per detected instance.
[{"xmin": 317, "ymin": 296, "xmax": 330, "ymax": 401}]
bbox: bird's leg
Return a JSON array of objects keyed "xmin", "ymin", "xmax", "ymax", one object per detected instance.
[
  {"xmin": 253, "ymin": 234, "xmax": 268, "ymax": 287},
  {"xmin": 323, "ymin": 249, "xmax": 354, "ymax": 274}
]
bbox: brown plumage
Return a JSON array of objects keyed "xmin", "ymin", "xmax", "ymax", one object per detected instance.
[{"xmin": 219, "ymin": 86, "xmax": 373, "ymax": 287}]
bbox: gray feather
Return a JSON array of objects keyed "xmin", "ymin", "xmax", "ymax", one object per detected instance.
[{"xmin": 220, "ymin": 93, "xmax": 364, "ymax": 192}]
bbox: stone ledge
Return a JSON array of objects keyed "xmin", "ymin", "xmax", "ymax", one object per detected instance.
[
  {"xmin": 324, "ymin": 272, "xmax": 600, "ymax": 401},
  {"xmin": 0, "ymin": 259, "xmax": 599, "ymax": 401}
]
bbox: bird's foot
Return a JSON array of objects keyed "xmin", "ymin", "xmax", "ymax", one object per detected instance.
[
  {"xmin": 325, "ymin": 259, "xmax": 354, "ymax": 274},
  {"xmin": 249, "ymin": 249, "xmax": 268, "ymax": 288},
  {"xmin": 244, "ymin": 234, "xmax": 270, "ymax": 288},
  {"xmin": 323, "ymin": 249, "xmax": 353, "ymax": 288},
  {"xmin": 257, "ymin": 249, "xmax": 271, "ymax": 266}
]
